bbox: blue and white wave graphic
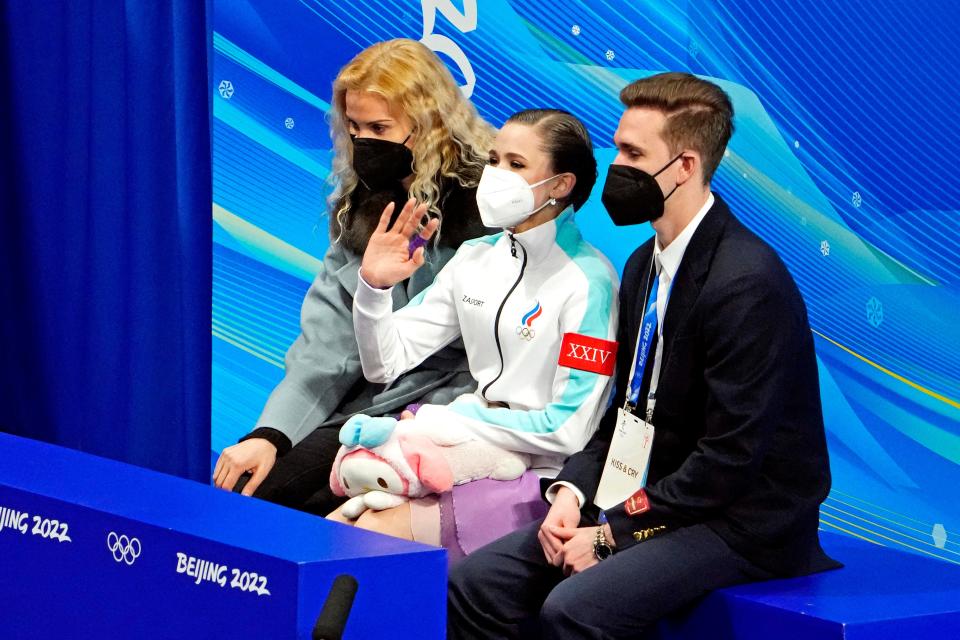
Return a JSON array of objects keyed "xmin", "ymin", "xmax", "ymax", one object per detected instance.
[{"xmin": 212, "ymin": 0, "xmax": 960, "ymax": 563}]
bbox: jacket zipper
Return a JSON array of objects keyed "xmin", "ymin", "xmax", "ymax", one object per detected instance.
[{"xmin": 481, "ymin": 233, "xmax": 527, "ymax": 401}]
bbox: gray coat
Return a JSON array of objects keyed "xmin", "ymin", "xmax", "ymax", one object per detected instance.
[{"xmin": 249, "ymin": 183, "xmax": 486, "ymax": 451}]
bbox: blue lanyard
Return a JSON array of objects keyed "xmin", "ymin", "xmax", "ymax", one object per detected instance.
[{"xmin": 625, "ymin": 271, "xmax": 660, "ymax": 411}]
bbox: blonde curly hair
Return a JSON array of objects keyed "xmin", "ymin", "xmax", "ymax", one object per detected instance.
[{"xmin": 329, "ymin": 38, "xmax": 493, "ymax": 241}]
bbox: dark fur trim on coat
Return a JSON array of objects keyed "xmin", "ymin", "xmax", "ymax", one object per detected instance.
[{"xmin": 331, "ymin": 178, "xmax": 489, "ymax": 255}]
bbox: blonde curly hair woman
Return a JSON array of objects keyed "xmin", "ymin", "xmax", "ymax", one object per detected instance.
[
  {"xmin": 329, "ymin": 38, "xmax": 493, "ymax": 248},
  {"xmin": 213, "ymin": 39, "xmax": 494, "ymax": 516}
]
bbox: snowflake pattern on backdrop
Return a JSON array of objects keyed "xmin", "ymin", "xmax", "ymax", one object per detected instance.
[
  {"xmin": 218, "ymin": 80, "xmax": 234, "ymax": 100},
  {"xmin": 932, "ymin": 524, "xmax": 947, "ymax": 549},
  {"xmin": 866, "ymin": 296, "xmax": 884, "ymax": 328}
]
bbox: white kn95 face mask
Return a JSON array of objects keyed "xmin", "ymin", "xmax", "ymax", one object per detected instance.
[{"xmin": 475, "ymin": 165, "xmax": 560, "ymax": 228}]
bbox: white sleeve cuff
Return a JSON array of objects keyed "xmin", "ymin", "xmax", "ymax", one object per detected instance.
[
  {"xmin": 544, "ymin": 481, "xmax": 585, "ymax": 509},
  {"xmin": 354, "ymin": 268, "xmax": 395, "ymax": 317}
]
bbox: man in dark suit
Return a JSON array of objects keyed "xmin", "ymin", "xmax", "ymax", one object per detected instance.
[{"xmin": 448, "ymin": 72, "xmax": 839, "ymax": 639}]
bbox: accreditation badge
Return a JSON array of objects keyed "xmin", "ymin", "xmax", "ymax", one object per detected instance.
[{"xmin": 593, "ymin": 408, "xmax": 654, "ymax": 510}]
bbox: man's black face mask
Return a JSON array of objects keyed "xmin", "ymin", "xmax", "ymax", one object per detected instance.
[{"xmin": 600, "ymin": 153, "xmax": 682, "ymax": 226}]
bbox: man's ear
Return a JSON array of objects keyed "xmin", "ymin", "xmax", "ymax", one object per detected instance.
[
  {"xmin": 550, "ymin": 172, "xmax": 577, "ymax": 202},
  {"xmin": 676, "ymin": 151, "xmax": 701, "ymax": 186}
]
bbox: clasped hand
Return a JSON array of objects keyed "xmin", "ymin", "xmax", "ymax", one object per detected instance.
[
  {"xmin": 538, "ymin": 487, "xmax": 607, "ymax": 576},
  {"xmin": 360, "ymin": 198, "xmax": 439, "ymax": 289}
]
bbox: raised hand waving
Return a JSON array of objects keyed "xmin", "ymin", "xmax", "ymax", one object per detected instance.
[{"xmin": 360, "ymin": 198, "xmax": 439, "ymax": 289}]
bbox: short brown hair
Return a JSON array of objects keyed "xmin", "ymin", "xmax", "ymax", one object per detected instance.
[{"xmin": 619, "ymin": 72, "xmax": 733, "ymax": 184}]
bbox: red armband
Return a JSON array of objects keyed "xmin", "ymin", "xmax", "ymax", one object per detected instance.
[{"xmin": 558, "ymin": 333, "xmax": 618, "ymax": 376}]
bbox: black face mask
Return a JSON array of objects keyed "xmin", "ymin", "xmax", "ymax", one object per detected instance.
[
  {"xmin": 600, "ymin": 153, "xmax": 683, "ymax": 226},
  {"xmin": 351, "ymin": 133, "xmax": 414, "ymax": 190}
]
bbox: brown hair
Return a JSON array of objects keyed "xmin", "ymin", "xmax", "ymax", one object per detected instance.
[
  {"xmin": 505, "ymin": 109, "xmax": 597, "ymax": 211},
  {"xmin": 619, "ymin": 72, "xmax": 733, "ymax": 184}
]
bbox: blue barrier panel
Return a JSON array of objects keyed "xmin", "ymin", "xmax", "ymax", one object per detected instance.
[
  {"xmin": 0, "ymin": 433, "xmax": 445, "ymax": 639},
  {"xmin": 655, "ymin": 531, "xmax": 960, "ymax": 640}
]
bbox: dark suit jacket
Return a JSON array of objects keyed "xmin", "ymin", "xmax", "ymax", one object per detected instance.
[{"xmin": 556, "ymin": 194, "xmax": 839, "ymax": 576}]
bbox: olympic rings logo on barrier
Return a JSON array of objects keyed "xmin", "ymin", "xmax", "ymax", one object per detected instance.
[
  {"xmin": 516, "ymin": 326, "xmax": 536, "ymax": 341},
  {"xmin": 107, "ymin": 531, "xmax": 142, "ymax": 565}
]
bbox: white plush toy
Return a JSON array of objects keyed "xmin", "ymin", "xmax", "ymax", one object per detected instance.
[{"xmin": 329, "ymin": 414, "xmax": 530, "ymax": 520}]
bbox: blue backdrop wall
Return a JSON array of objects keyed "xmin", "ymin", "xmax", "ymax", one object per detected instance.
[
  {"xmin": 1, "ymin": 1, "xmax": 212, "ymax": 482},
  {"xmin": 210, "ymin": 0, "xmax": 960, "ymax": 563}
]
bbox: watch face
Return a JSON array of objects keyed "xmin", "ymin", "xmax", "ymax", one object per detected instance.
[{"xmin": 595, "ymin": 542, "xmax": 613, "ymax": 560}]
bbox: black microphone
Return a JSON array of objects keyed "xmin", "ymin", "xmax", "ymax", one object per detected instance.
[{"xmin": 313, "ymin": 574, "xmax": 359, "ymax": 640}]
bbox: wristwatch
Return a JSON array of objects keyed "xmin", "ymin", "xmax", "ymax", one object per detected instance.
[{"xmin": 594, "ymin": 525, "xmax": 613, "ymax": 561}]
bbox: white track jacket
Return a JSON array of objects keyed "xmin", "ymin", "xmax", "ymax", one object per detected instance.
[{"xmin": 353, "ymin": 210, "xmax": 619, "ymax": 475}]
